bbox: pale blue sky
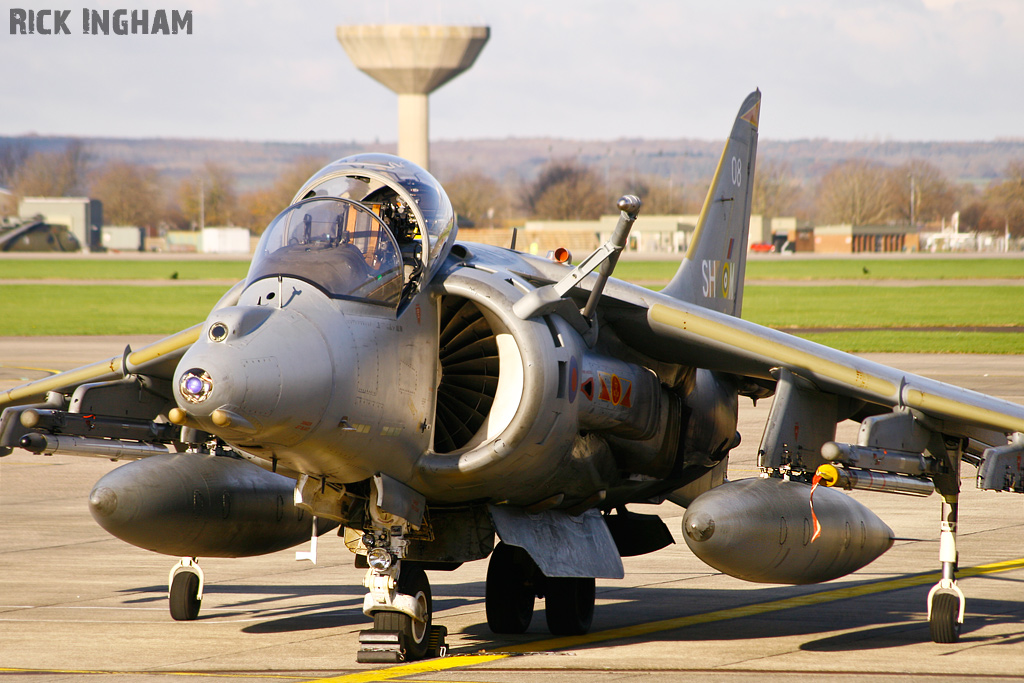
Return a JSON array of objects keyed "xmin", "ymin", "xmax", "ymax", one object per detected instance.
[{"xmin": 3, "ymin": 0, "xmax": 1022, "ymax": 142}]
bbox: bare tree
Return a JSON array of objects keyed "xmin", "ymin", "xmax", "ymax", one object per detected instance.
[
  {"xmin": 90, "ymin": 161, "xmax": 163, "ymax": 228},
  {"xmin": 752, "ymin": 160, "xmax": 801, "ymax": 219},
  {"xmin": 815, "ymin": 159, "xmax": 898, "ymax": 226},
  {"xmin": 0, "ymin": 139, "xmax": 30, "ymax": 188},
  {"xmin": 983, "ymin": 161, "xmax": 1024, "ymax": 236},
  {"xmin": 441, "ymin": 170, "xmax": 509, "ymax": 228},
  {"xmin": 238, "ymin": 156, "xmax": 326, "ymax": 234},
  {"xmin": 12, "ymin": 139, "xmax": 91, "ymax": 197},
  {"xmin": 175, "ymin": 162, "xmax": 238, "ymax": 228},
  {"xmin": 887, "ymin": 160, "xmax": 955, "ymax": 225},
  {"xmin": 524, "ymin": 161, "xmax": 605, "ymax": 220},
  {"xmin": 628, "ymin": 174, "xmax": 689, "ymax": 215}
]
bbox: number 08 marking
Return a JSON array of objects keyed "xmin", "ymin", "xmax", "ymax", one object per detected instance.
[{"xmin": 730, "ymin": 157, "xmax": 742, "ymax": 187}]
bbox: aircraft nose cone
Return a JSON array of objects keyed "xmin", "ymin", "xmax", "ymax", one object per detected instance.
[
  {"xmin": 173, "ymin": 305, "xmax": 334, "ymax": 445},
  {"xmin": 89, "ymin": 486, "xmax": 118, "ymax": 518}
]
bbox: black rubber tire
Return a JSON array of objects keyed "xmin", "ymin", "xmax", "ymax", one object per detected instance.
[
  {"xmin": 169, "ymin": 571, "xmax": 201, "ymax": 621},
  {"xmin": 929, "ymin": 591, "xmax": 961, "ymax": 643},
  {"xmin": 544, "ymin": 576, "xmax": 595, "ymax": 636},
  {"xmin": 373, "ymin": 565, "xmax": 432, "ymax": 660},
  {"xmin": 485, "ymin": 542, "xmax": 537, "ymax": 634}
]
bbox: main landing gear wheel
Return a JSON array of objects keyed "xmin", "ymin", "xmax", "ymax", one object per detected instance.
[
  {"xmin": 544, "ymin": 576, "xmax": 595, "ymax": 636},
  {"xmin": 373, "ymin": 565, "xmax": 433, "ymax": 660},
  {"xmin": 486, "ymin": 542, "xmax": 538, "ymax": 634},
  {"xmin": 169, "ymin": 570, "xmax": 201, "ymax": 621},
  {"xmin": 929, "ymin": 591, "xmax": 961, "ymax": 643}
]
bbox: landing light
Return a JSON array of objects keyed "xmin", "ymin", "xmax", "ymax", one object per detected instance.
[{"xmin": 367, "ymin": 547, "xmax": 393, "ymax": 571}]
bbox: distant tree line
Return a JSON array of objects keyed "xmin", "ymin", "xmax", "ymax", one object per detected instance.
[{"xmin": 2, "ymin": 138, "xmax": 1023, "ymax": 237}]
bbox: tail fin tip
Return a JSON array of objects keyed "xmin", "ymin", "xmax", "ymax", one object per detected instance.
[{"xmin": 661, "ymin": 90, "xmax": 761, "ymax": 318}]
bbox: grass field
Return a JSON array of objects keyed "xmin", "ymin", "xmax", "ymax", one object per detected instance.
[
  {"xmin": 1, "ymin": 257, "xmax": 1022, "ymax": 352},
  {"xmin": 0, "ymin": 285, "xmax": 230, "ymax": 335},
  {"xmin": 615, "ymin": 257, "xmax": 1024, "ymax": 282},
  {"xmin": 744, "ymin": 285, "xmax": 1024, "ymax": 328},
  {"xmin": 795, "ymin": 331, "xmax": 1024, "ymax": 354},
  {"xmin": 3, "ymin": 257, "xmax": 1024, "ymax": 283},
  {"xmin": 0, "ymin": 259, "xmax": 249, "ymax": 281}
]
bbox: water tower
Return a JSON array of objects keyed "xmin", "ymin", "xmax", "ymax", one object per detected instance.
[{"xmin": 337, "ymin": 25, "xmax": 490, "ymax": 171}]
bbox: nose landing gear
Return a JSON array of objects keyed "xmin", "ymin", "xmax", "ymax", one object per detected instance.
[
  {"xmin": 357, "ymin": 514, "xmax": 446, "ymax": 662},
  {"xmin": 359, "ymin": 563, "xmax": 440, "ymax": 662}
]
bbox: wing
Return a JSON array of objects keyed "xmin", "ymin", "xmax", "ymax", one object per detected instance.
[
  {"xmin": 588, "ymin": 268, "xmax": 1024, "ymax": 499},
  {"xmin": 0, "ymin": 282, "xmax": 244, "ymax": 458},
  {"xmin": 0, "ymin": 324, "xmax": 201, "ymax": 409},
  {"xmin": 643, "ymin": 295, "xmax": 1024, "ymax": 439}
]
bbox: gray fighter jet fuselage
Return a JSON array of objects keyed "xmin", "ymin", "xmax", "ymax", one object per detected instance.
[{"xmin": 4, "ymin": 91, "xmax": 1023, "ymax": 661}]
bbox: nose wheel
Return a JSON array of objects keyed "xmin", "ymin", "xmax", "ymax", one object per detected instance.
[
  {"xmin": 168, "ymin": 558, "xmax": 203, "ymax": 621},
  {"xmin": 373, "ymin": 565, "xmax": 432, "ymax": 659},
  {"xmin": 359, "ymin": 561, "xmax": 445, "ymax": 662}
]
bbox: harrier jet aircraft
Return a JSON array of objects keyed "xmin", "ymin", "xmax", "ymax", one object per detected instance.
[{"xmin": 3, "ymin": 91, "xmax": 1023, "ymax": 662}]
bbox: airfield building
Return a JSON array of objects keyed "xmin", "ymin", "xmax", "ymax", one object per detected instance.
[
  {"xmin": 811, "ymin": 224, "xmax": 920, "ymax": 253},
  {"xmin": 18, "ymin": 197, "xmax": 102, "ymax": 251}
]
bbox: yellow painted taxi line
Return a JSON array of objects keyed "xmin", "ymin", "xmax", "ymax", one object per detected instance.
[
  {"xmin": 0, "ymin": 667, "xmax": 304, "ymax": 679},
  {"xmin": 313, "ymin": 556, "xmax": 1024, "ymax": 683},
  {"xmin": 311, "ymin": 655, "xmax": 509, "ymax": 683}
]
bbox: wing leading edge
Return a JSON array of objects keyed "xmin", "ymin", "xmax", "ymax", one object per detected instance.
[
  {"xmin": 0, "ymin": 324, "xmax": 202, "ymax": 409},
  {"xmin": 646, "ymin": 299, "xmax": 1024, "ymax": 440}
]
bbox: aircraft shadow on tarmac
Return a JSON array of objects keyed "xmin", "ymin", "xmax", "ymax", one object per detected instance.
[
  {"xmin": 112, "ymin": 572, "xmax": 1024, "ymax": 648},
  {"xmin": 118, "ymin": 580, "xmax": 479, "ymax": 633},
  {"xmin": 450, "ymin": 578, "xmax": 1024, "ymax": 653},
  {"xmin": 240, "ymin": 595, "xmax": 481, "ymax": 634},
  {"xmin": 799, "ymin": 613, "xmax": 1024, "ymax": 653}
]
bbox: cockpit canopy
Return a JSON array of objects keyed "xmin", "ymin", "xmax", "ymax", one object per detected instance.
[
  {"xmin": 292, "ymin": 154, "xmax": 456, "ymax": 285},
  {"xmin": 247, "ymin": 197, "xmax": 402, "ymax": 307},
  {"xmin": 247, "ymin": 154, "xmax": 457, "ymax": 311}
]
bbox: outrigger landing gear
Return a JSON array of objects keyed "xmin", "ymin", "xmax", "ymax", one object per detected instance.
[
  {"xmin": 927, "ymin": 492, "xmax": 964, "ymax": 642},
  {"xmin": 927, "ymin": 438, "xmax": 965, "ymax": 643},
  {"xmin": 484, "ymin": 541, "xmax": 596, "ymax": 637},
  {"xmin": 168, "ymin": 557, "xmax": 203, "ymax": 621}
]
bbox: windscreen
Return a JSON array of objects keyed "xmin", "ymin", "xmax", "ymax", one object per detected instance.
[
  {"xmin": 294, "ymin": 154, "xmax": 456, "ymax": 283},
  {"xmin": 247, "ymin": 197, "xmax": 402, "ymax": 307}
]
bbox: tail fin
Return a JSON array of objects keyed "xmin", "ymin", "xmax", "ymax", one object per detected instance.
[{"xmin": 661, "ymin": 90, "xmax": 760, "ymax": 317}]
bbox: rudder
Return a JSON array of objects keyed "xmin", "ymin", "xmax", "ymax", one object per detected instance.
[{"xmin": 661, "ymin": 91, "xmax": 760, "ymax": 318}]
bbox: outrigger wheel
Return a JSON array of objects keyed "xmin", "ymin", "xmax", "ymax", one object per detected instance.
[
  {"xmin": 929, "ymin": 591, "xmax": 962, "ymax": 643},
  {"xmin": 168, "ymin": 559, "xmax": 203, "ymax": 621}
]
